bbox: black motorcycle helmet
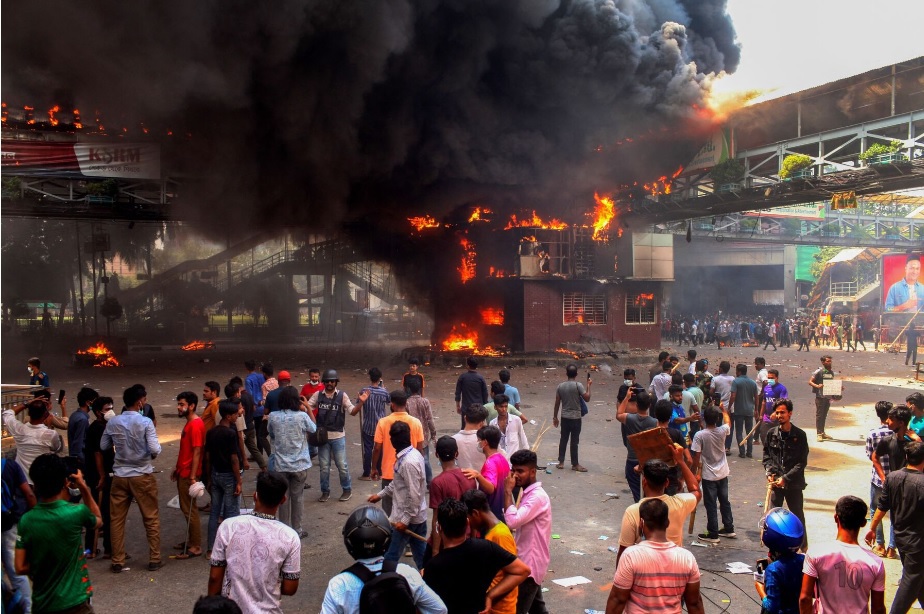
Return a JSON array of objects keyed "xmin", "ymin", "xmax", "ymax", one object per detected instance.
[
  {"xmin": 343, "ymin": 505, "xmax": 392, "ymax": 559},
  {"xmin": 322, "ymin": 369, "xmax": 339, "ymax": 383}
]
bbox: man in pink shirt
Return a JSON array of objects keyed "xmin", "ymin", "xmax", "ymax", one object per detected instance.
[
  {"xmin": 462, "ymin": 425, "xmax": 509, "ymax": 520},
  {"xmin": 606, "ymin": 498, "xmax": 704, "ymax": 614},
  {"xmin": 503, "ymin": 449, "xmax": 551, "ymax": 614}
]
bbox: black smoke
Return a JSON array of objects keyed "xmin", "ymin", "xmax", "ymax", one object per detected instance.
[{"xmin": 4, "ymin": 0, "xmax": 740, "ymax": 310}]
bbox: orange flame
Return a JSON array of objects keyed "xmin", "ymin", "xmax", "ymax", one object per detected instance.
[
  {"xmin": 47, "ymin": 105, "xmax": 60, "ymax": 126},
  {"xmin": 504, "ymin": 211, "xmax": 568, "ymax": 230},
  {"xmin": 76, "ymin": 342, "xmax": 121, "ymax": 367},
  {"xmin": 556, "ymin": 348, "xmax": 582, "ymax": 359},
  {"xmin": 182, "ymin": 340, "xmax": 215, "ymax": 351},
  {"xmin": 481, "ymin": 308, "xmax": 505, "ymax": 326},
  {"xmin": 634, "ymin": 293, "xmax": 654, "ymax": 306},
  {"xmin": 458, "ymin": 236, "xmax": 476, "ymax": 283},
  {"xmin": 468, "ymin": 207, "xmax": 492, "ymax": 223},
  {"xmin": 442, "ymin": 324, "xmax": 479, "ymax": 351},
  {"xmin": 590, "ymin": 193, "xmax": 615, "ymax": 241},
  {"xmin": 643, "ymin": 165, "xmax": 683, "ymax": 197},
  {"xmin": 408, "ymin": 215, "xmax": 440, "ymax": 232}
]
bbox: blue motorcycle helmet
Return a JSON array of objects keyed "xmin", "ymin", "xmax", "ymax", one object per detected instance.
[{"xmin": 760, "ymin": 507, "xmax": 804, "ymax": 553}]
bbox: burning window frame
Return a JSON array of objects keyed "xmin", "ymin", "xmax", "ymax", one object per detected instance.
[
  {"xmin": 562, "ymin": 292, "xmax": 606, "ymax": 326},
  {"xmin": 625, "ymin": 292, "xmax": 657, "ymax": 325}
]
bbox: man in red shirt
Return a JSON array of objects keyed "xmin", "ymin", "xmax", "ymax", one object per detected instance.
[
  {"xmin": 172, "ymin": 391, "xmax": 205, "ymax": 558},
  {"xmin": 299, "ymin": 369, "xmax": 324, "ymax": 417},
  {"xmin": 429, "ymin": 436, "xmax": 476, "ymax": 554}
]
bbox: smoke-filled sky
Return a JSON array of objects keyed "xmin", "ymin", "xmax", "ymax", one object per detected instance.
[{"xmin": 3, "ymin": 0, "xmax": 742, "ymax": 238}]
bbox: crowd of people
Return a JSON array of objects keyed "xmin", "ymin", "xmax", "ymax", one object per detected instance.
[{"xmin": 3, "ymin": 353, "xmax": 924, "ymax": 614}]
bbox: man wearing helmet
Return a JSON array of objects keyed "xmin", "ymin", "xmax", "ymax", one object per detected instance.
[
  {"xmin": 321, "ymin": 505, "xmax": 446, "ymax": 614},
  {"xmin": 800, "ymin": 495, "xmax": 885, "ymax": 614},
  {"xmin": 307, "ymin": 369, "xmax": 355, "ymax": 503},
  {"xmin": 754, "ymin": 507, "xmax": 804, "ymax": 614}
]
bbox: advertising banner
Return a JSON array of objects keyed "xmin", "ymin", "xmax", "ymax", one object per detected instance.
[
  {"xmin": 882, "ymin": 252, "xmax": 923, "ymax": 314},
  {"xmin": 1, "ymin": 140, "xmax": 160, "ymax": 179},
  {"xmin": 744, "ymin": 203, "xmax": 826, "ymax": 219},
  {"xmin": 684, "ymin": 128, "xmax": 732, "ymax": 173}
]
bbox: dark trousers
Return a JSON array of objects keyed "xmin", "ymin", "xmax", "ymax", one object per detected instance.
[
  {"xmin": 360, "ymin": 431, "xmax": 376, "ymax": 477},
  {"xmin": 516, "ymin": 577, "xmax": 549, "ymax": 614},
  {"xmin": 626, "ymin": 459, "xmax": 642, "ymax": 503},
  {"xmin": 797, "ymin": 337, "xmax": 810, "ymax": 351},
  {"xmin": 815, "ymin": 397, "xmax": 831, "ymax": 434},
  {"xmin": 244, "ymin": 427, "xmax": 266, "ymax": 469},
  {"xmin": 908, "ymin": 344, "xmax": 919, "ymax": 365},
  {"xmin": 764, "ymin": 337, "xmax": 776, "ymax": 350},
  {"xmin": 557, "ymin": 417, "xmax": 581, "ymax": 466},
  {"xmin": 770, "ymin": 484, "xmax": 807, "ymax": 550},
  {"xmin": 733, "ymin": 415, "xmax": 754, "ymax": 456},
  {"xmin": 702, "ymin": 477, "xmax": 734, "ymax": 535},
  {"xmin": 256, "ymin": 417, "xmax": 271, "ymax": 456},
  {"xmin": 892, "ymin": 548, "xmax": 924, "ymax": 614},
  {"xmin": 85, "ymin": 479, "xmax": 111, "ymax": 554}
]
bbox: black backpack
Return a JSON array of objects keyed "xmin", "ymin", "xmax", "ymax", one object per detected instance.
[{"xmin": 344, "ymin": 560, "xmax": 416, "ymax": 614}]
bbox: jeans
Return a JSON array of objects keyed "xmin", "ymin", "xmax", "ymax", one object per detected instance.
[
  {"xmin": 208, "ymin": 471, "xmax": 240, "ymax": 550},
  {"xmin": 277, "ymin": 469, "xmax": 308, "ymax": 533},
  {"xmin": 815, "ymin": 397, "xmax": 831, "ymax": 434},
  {"xmin": 558, "ymin": 417, "xmax": 582, "ymax": 466},
  {"xmin": 892, "ymin": 548, "xmax": 924, "ymax": 614},
  {"xmin": 702, "ymin": 477, "xmax": 734, "ymax": 535},
  {"xmin": 516, "ymin": 577, "xmax": 549, "ymax": 614},
  {"xmin": 318, "ymin": 436, "xmax": 352, "ymax": 494},
  {"xmin": 869, "ymin": 483, "xmax": 894, "ymax": 548},
  {"xmin": 770, "ymin": 484, "xmax": 807, "ymax": 550},
  {"xmin": 360, "ymin": 431, "xmax": 376, "ymax": 477},
  {"xmin": 384, "ymin": 521, "xmax": 427, "ymax": 569},
  {"xmin": 733, "ymin": 414, "xmax": 754, "ymax": 456},
  {"xmin": 110, "ymin": 473, "xmax": 161, "ymax": 566},
  {"xmin": 625, "ymin": 459, "xmax": 642, "ymax": 503},
  {"xmin": 3, "ymin": 525, "xmax": 31, "ymax": 613},
  {"xmin": 421, "ymin": 444, "xmax": 433, "ymax": 487}
]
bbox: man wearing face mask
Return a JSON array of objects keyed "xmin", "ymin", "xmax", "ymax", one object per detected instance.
[{"xmin": 757, "ymin": 370, "xmax": 788, "ymax": 446}]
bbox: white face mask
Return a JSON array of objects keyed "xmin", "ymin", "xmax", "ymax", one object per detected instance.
[
  {"xmin": 624, "ymin": 379, "xmax": 633, "ymax": 386},
  {"xmin": 768, "ymin": 379, "xmax": 776, "ymax": 386}
]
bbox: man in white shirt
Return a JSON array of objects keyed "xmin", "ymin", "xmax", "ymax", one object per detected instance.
[
  {"xmin": 800, "ymin": 495, "xmax": 886, "ymax": 614},
  {"xmin": 208, "ymin": 471, "xmax": 301, "ymax": 613},
  {"xmin": 615, "ymin": 449, "xmax": 701, "ymax": 565},
  {"xmin": 691, "ymin": 403, "xmax": 734, "ymax": 543},
  {"xmin": 2, "ymin": 399, "xmax": 63, "ymax": 480},
  {"xmin": 452, "ymin": 404, "xmax": 487, "ymax": 470}
]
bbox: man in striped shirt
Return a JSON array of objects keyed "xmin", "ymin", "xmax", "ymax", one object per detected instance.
[
  {"xmin": 866, "ymin": 401, "xmax": 894, "ymax": 558},
  {"xmin": 352, "ymin": 367, "xmax": 391, "ymax": 481},
  {"xmin": 605, "ymin": 499, "xmax": 704, "ymax": 614}
]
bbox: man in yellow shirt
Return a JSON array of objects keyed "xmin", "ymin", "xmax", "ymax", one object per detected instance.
[
  {"xmin": 462, "ymin": 488, "xmax": 518, "ymax": 614},
  {"xmin": 371, "ymin": 391, "xmax": 424, "ymax": 516}
]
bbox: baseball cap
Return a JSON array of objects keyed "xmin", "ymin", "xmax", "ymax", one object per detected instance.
[{"xmin": 278, "ymin": 370, "xmax": 291, "ymax": 381}]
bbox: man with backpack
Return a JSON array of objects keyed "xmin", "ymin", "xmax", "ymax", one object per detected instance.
[{"xmin": 321, "ymin": 505, "xmax": 446, "ymax": 614}]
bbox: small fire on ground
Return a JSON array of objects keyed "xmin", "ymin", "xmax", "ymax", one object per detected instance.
[
  {"xmin": 182, "ymin": 340, "xmax": 215, "ymax": 351},
  {"xmin": 76, "ymin": 342, "xmax": 120, "ymax": 367}
]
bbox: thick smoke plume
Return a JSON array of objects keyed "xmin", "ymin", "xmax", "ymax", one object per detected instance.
[{"xmin": 4, "ymin": 0, "xmax": 739, "ymax": 301}]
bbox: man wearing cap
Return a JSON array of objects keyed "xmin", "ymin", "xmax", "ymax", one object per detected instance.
[
  {"xmin": 264, "ymin": 370, "xmax": 291, "ymax": 416},
  {"xmin": 307, "ymin": 369, "xmax": 354, "ymax": 502},
  {"xmin": 885, "ymin": 253, "xmax": 923, "ymax": 312}
]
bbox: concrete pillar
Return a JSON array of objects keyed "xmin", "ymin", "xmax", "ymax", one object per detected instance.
[{"xmin": 783, "ymin": 245, "xmax": 798, "ymax": 314}]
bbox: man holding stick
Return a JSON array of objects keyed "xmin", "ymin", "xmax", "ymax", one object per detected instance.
[
  {"xmin": 763, "ymin": 399, "xmax": 809, "ymax": 551},
  {"xmin": 368, "ymin": 421, "xmax": 428, "ymax": 569}
]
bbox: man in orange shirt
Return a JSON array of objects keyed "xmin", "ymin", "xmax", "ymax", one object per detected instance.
[
  {"xmin": 463, "ymin": 489, "xmax": 518, "ymax": 614},
  {"xmin": 200, "ymin": 381, "xmax": 221, "ymax": 431},
  {"xmin": 371, "ymin": 390, "xmax": 424, "ymax": 516}
]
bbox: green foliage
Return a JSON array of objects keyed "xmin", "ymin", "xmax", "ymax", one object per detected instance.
[
  {"xmin": 779, "ymin": 154, "xmax": 813, "ymax": 179},
  {"xmin": 809, "ymin": 247, "xmax": 843, "ymax": 280},
  {"xmin": 85, "ymin": 179, "xmax": 119, "ymax": 196},
  {"xmin": 2, "ymin": 177, "xmax": 22, "ymax": 199},
  {"xmin": 859, "ymin": 140, "xmax": 902, "ymax": 161},
  {"xmin": 709, "ymin": 159, "xmax": 744, "ymax": 185}
]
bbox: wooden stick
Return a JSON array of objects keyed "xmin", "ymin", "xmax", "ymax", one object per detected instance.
[
  {"xmin": 886, "ymin": 307, "xmax": 922, "ymax": 352},
  {"xmin": 687, "ymin": 465, "xmax": 702, "ymax": 535},
  {"xmin": 403, "ymin": 529, "xmax": 429, "ymax": 544},
  {"xmin": 738, "ymin": 422, "xmax": 760, "ymax": 448}
]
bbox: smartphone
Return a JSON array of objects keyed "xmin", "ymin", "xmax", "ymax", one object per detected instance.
[
  {"xmin": 755, "ymin": 558, "xmax": 769, "ymax": 574},
  {"xmin": 712, "ymin": 392, "xmax": 722, "ymax": 405},
  {"xmin": 63, "ymin": 456, "xmax": 79, "ymax": 478},
  {"xmin": 58, "ymin": 389, "xmax": 66, "ymax": 404},
  {"xmin": 586, "ymin": 372, "xmax": 591, "ymax": 381}
]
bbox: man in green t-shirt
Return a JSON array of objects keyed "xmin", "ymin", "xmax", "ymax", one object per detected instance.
[
  {"xmin": 16, "ymin": 453, "xmax": 102, "ymax": 613},
  {"xmin": 908, "ymin": 392, "xmax": 924, "ymax": 438}
]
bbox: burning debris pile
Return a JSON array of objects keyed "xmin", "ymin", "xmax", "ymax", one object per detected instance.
[
  {"xmin": 75, "ymin": 342, "xmax": 120, "ymax": 367},
  {"xmin": 181, "ymin": 340, "xmax": 215, "ymax": 351}
]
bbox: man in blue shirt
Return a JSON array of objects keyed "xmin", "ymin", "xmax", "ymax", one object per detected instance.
[
  {"xmin": 885, "ymin": 253, "xmax": 923, "ymax": 312},
  {"xmin": 101, "ymin": 385, "xmax": 163, "ymax": 573},
  {"xmin": 27, "ymin": 357, "xmax": 49, "ymax": 388},
  {"xmin": 67, "ymin": 387, "xmax": 99, "ymax": 468}
]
